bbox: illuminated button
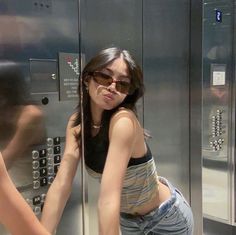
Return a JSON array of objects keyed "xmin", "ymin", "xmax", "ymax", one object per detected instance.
[
  {"xmin": 32, "ymin": 150, "xmax": 39, "ymax": 160},
  {"xmin": 47, "ymin": 148, "xmax": 53, "ymax": 155},
  {"xmin": 33, "ymin": 206, "xmax": 41, "ymax": 215},
  {"xmin": 54, "ymin": 155, "xmax": 61, "ymax": 164},
  {"xmin": 54, "ymin": 146, "xmax": 61, "ymax": 154},
  {"xmin": 48, "ymin": 176, "xmax": 54, "ymax": 184},
  {"xmin": 40, "ymin": 168, "xmax": 47, "ymax": 177},
  {"xmin": 47, "ymin": 138, "xmax": 54, "ymax": 146},
  {"xmin": 33, "ymin": 195, "xmax": 41, "ymax": 205},
  {"xmin": 48, "ymin": 166, "xmax": 54, "ymax": 175},
  {"xmin": 53, "ymin": 137, "xmax": 61, "ymax": 145},
  {"xmin": 32, "ymin": 161, "xmax": 39, "ymax": 170},
  {"xmin": 33, "ymin": 171, "xmax": 40, "ymax": 179},
  {"xmin": 40, "ymin": 177, "xmax": 48, "ymax": 187},
  {"xmin": 33, "ymin": 180, "xmax": 40, "ymax": 189},
  {"xmin": 39, "ymin": 149, "xmax": 47, "ymax": 158},
  {"xmin": 39, "ymin": 158, "xmax": 47, "ymax": 168}
]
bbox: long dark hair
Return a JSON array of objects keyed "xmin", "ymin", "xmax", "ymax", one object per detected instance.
[{"xmin": 74, "ymin": 47, "xmax": 144, "ymax": 141}]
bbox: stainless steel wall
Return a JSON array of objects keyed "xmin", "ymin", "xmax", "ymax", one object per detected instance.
[
  {"xmin": 202, "ymin": 0, "xmax": 233, "ymax": 224},
  {"xmin": 143, "ymin": 0, "xmax": 190, "ymax": 199},
  {"xmin": 202, "ymin": 0, "xmax": 236, "ymax": 234},
  {"xmin": 0, "ymin": 0, "xmax": 82, "ymax": 234},
  {"xmin": 190, "ymin": 1, "xmax": 203, "ymax": 235}
]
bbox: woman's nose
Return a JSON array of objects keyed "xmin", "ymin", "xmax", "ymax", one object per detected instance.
[{"xmin": 107, "ymin": 81, "xmax": 117, "ymax": 92}]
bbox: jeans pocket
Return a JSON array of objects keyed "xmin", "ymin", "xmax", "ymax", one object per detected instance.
[
  {"xmin": 154, "ymin": 204, "xmax": 192, "ymax": 234},
  {"xmin": 159, "ymin": 205, "xmax": 179, "ymax": 225}
]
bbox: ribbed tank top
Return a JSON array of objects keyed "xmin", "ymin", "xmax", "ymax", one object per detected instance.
[{"xmin": 84, "ymin": 121, "xmax": 159, "ymax": 213}]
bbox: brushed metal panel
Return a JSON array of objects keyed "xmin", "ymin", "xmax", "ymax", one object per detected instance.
[
  {"xmin": 190, "ymin": 1, "xmax": 203, "ymax": 235},
  {"xmin": 80, "ymin": 0, "xmax": 142, "ymax": 65},
  {"xmin": 202, "ymin": 0, "xmax": 233, "ymax": 225},
  {"xmin": 143, "ymin": 0, "xmax": 190, "ymax": 199}
]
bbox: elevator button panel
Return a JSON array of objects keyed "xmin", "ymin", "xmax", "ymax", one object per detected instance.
[
  {"xmin": 28, "ymin": 136, "xmax": 63, "ymax": 215},
  {"xmin": 209, "ymin": 109, "xmax": 226, "ymax": 151},
  {"xmin": 27, "ymin": 193, "xmax": 47, "ymax": 215},
  {"xmin": 31, "ymin": 136, "xmax": 62, "ymax": 190}
]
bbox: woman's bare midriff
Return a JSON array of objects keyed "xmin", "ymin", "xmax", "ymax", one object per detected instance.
[{"xmin": 131, "ymin": 181, "xmax": 172, "ymax": 216}]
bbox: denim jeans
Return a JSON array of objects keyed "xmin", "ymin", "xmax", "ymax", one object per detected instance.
[{"xmin": 120, "ymin": 177, "xmax": 194, "ymax": 235}]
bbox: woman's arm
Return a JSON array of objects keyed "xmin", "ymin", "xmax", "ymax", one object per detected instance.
[
  {"xmin": 40, "ymin": 114, "xmax": 81, "ymax": 234},
  {"xmin": 98, "ymin": 110, "xmax": 137, "ymax": 235},
  {"xmin": 0, "ymin": 152, "xmax": 50, "ymax": 235}
]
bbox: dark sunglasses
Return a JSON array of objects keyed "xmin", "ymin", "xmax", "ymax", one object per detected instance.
[{"xmin": 89, "ymin": 71, "xmax": 132, "ymax": 94}]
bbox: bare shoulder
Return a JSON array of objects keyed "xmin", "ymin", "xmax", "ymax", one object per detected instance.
[
  {"xmin": 109, "ymin": 108, "xmax": 139, "ymax": 140},
  {"xmin": 112, "ymin": 107, "xmax": 138, "ymax": 121}
]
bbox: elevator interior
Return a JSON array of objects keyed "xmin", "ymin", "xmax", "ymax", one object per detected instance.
[{"xmin": 0, "ymin": 0, "xmax": 202, "ymax": 235}]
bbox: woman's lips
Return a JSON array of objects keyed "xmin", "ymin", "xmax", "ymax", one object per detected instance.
[{"xmin": 103, "ymin": 93, "xmax": 114, "ymax": 101}]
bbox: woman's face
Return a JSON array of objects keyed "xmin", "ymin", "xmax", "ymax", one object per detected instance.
[{"xmin": 88, "ymin": 56, "xmax": 130, "ymax": 111}]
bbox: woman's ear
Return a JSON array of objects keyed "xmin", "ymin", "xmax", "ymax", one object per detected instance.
[
  {"xmin": 83, "ymin": 75, "xmax": 90, "ymax": 89},
  {"xmin": 83, "ymin": 74, "xmax": 89, "ymax": 84}
]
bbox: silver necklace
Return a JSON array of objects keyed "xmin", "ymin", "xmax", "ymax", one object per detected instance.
[{"xmin": 92, "ymin": 124, "xmax": 102, "ymax": 129}]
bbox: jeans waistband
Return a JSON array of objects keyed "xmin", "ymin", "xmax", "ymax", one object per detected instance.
[{"xmin": 120, "ymin": 177, "xmax": 177, "ymax": 220}]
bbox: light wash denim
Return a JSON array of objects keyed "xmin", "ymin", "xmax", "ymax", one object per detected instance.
[{"xmin": 120, "ymin": 177, "xmax": 194, "ymax": 235}]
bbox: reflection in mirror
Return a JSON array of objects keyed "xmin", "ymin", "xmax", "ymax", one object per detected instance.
[{"xmin": 0, "ymin": 61, "xmax": 46, "ymax": 188}]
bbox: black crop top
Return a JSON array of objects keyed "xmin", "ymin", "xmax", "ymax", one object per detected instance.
[{"xmin": 84, "ymin": 120, "xmax": 152, "ymax": 174}]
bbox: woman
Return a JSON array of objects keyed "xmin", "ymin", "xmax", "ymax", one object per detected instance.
[
  {"xmin": 0, "ymin": 152, "xmax": 50, "ymax": 235},
  {"xmin": 41, "ymin": 47, "xmax": 194, "ymax": 234}
]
